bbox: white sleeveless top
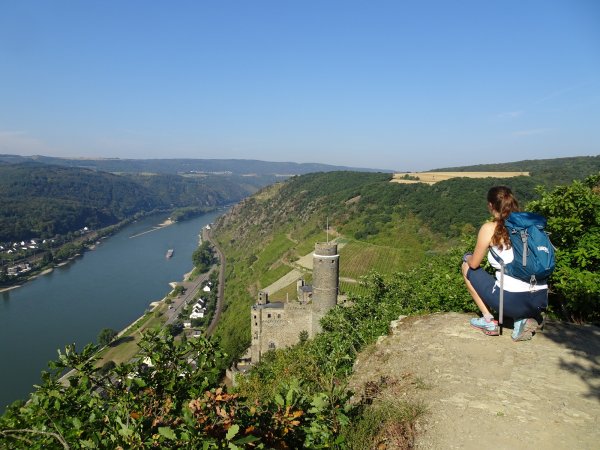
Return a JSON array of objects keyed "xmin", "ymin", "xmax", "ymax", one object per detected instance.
[{"xmin": 487, "ymin": 245, "xmax": 548, "ymax": 292}]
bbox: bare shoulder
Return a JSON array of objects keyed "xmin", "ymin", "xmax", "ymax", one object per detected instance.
[{"xmin": 478, "ymin": 221, "xmax": 496, "ymax": 239}]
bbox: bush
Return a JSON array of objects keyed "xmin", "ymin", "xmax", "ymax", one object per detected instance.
[
  {"xmin": 528, "ymin": 173, "xmax": 600, "ymax": 322},
  {"xmin": 97, "ymin": 328, "xmax": 118, "ymax": 346}
]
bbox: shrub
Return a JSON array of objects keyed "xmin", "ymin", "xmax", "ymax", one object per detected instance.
[{"xmin": 528, "ymin": 173, "xmax": 600, "ymax": 322}]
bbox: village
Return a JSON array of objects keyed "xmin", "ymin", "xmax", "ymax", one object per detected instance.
[{"xmin": 0, "ymin": 226, "xmax": 93, "ymax": 281}]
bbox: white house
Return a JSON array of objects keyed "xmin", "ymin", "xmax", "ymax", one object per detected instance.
[
  {"xmin": 202, "ymin": 286, "xmax": 211, "ymax": 292},
  {"xmin": 190, "ymin": 310, "xmax": 204, "ymax": 319}
]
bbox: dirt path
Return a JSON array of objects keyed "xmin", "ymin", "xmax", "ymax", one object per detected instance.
[{"xmin": 349, "ymin": 312, "xmax": 600, "ymax": 450}]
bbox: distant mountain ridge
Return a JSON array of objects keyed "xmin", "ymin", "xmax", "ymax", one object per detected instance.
[{"xmin": 0, "ymin": 154, "xmax": 389, "ymax": 175}]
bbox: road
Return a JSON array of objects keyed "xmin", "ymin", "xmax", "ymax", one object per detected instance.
[
  {"xmin": 205, "ymin": 229, "xmax": 225, "ymax": 336},
  {"xmin": 163, "ymin": 269, "xmax": 212, "ymax": 326},
  {"xmin": 162, "ymin": 226, "xmax": 225, "ymax": 336}
]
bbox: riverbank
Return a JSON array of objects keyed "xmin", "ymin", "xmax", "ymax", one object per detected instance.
[
  {"xmin": 0, "ymin": 211, "xmax": 176, "ymax": 292},
  {"xmin": 1, "ymin": 211, "xmax": 223, "ymax": 412}
]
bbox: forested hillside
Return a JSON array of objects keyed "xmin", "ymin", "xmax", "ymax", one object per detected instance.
[
  {"xmin": 0, "ymin": 163, "xmax": 267, "ymax": 242},
  {"xmin": 435, "ymin": 154, "xmax": 600, "ymax": 185},
  {"xmin": 212, "ymin": 158, "xmax": 599, "ymax": 363}
]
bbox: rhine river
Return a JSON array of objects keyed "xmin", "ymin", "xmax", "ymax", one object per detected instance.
[{"xmin": 0, "ymin": 211, "xmax": 222, "ymax": 412}]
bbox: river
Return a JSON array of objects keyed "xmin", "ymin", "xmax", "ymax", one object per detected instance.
[{"xmin": 0, "ymin": 211, "xmax": 222, "ymax": 412}]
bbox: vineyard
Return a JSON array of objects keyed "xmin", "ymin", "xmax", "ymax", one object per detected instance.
[{"xmin": 339, "ymin": 239, "xmax": 418, "ymax": 278}]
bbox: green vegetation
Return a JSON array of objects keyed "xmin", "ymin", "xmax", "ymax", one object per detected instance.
[
  {"xmin": 191, "ymin": 241, "xmax": 215, "ymax": 274},
  {"xmin": 435, "ymin": 154, "xmax": 600, "ymax": 186},
  {"xmin": 0, "ymin": 162, "xmax": 265, "ymax": 243},
  {"xmin": 212, "ymin": 161, "xmax": 599, "ymax": 365},
  {"xmin": 1, "ymin": 164, "xmax": 598, "ymax": 448},
  {"xmin": 529, "ymin": 173, "xmax": 600, "ymax": 322},
  {"xmin": 97, "ymin": 328, "xmax": 118, "ymax": 347},
  {"xmin": 169, "ymin": 206, "xmax": 214, "ymax": 222}
]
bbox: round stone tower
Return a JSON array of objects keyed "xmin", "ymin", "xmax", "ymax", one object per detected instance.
[{"xmin": 311, "ymin": 242, "xmax": 339, "ymax": 333}]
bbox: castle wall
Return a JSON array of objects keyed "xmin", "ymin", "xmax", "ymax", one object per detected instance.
[
  {"xmin": 250, "ymin": 242, "xmax": 340, "ymax": 363},
  {"xmin": 251, "ymin": 302, "xmax": 312, "ymax": 363}
]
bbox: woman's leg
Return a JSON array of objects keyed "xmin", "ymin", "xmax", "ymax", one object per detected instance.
[{"xmin": 462, "ymin": 262, "xmax": 492, "ymax": 316}]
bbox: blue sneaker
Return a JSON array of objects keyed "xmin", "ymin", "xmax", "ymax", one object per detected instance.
[
  {"xmin": 512, "ymin": 318, "xmax": 538, "ymax": 341},
  {"xmin": 470, "ymin": 317, "xmax": 499, "ymax": 336}
]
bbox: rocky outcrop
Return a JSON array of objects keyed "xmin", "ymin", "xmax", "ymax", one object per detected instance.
[{"xmin": 350, "ymin": 312, "xmax": 600, "ymax": 450}]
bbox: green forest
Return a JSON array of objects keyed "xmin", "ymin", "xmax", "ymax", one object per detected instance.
[
  {"xmin": 0, "ymin": 162, "xmax": 272, "ymax": 243},
  {"xmin": 0, "ymin": 156, "xmax": 598, "ymax": 448}
]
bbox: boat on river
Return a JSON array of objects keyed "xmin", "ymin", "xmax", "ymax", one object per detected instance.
[{"xmin": 166, "ymin": 249, "xmax": 174, "ymax": 258}]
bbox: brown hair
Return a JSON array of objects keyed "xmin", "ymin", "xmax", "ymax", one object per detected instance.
[{"xmin": 487, "ymin": 186, "xmax": 520, "ymax": 249}]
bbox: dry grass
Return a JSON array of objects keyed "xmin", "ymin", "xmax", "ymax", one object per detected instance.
[{"xmin": 391, "ymin": 171, "xmax": 529, "ymax": 185}]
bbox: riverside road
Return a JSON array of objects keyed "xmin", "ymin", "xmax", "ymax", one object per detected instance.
[{"xmin": 163, "ymin": 227, "xmax": 225, "ymax": 335}]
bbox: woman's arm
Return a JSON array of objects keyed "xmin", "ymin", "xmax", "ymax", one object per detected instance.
[{"xmin": 466, "ymin": 221, "xmax": 495, "ymax": 269}]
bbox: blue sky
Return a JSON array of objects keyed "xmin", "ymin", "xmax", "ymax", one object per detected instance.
[{"xmin": 0, "ymin": 1, "xmax": 598, "ymax": 171}]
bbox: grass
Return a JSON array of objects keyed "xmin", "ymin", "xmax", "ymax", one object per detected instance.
[
  {"xmin": 270, "ymin": 272, "xmax": 312, "ymax": 301},
  {"xmin": 342, "ymin": 399, "xmax": 426, "ymax": 450},
  {"xmin": 258, "ymin": 263, "xmax": 293, "ymax": 288},
  {"xmin": 339, "ymin": 240, "xmax": 413, "ymax": 278},
  {"xmin": 252, "ymin": 233, "xmax": 294, "ymax": 273},
  {"xmin": 340, "ymin": 279, "xmax": 370, "ymax": 298},
  {"xmin": 95, "ymin": 307, "xmax": 167, "ymax": 367},
  {"xmin": 293, "ymin": 228, "xmax": 330, "ymax": 256}
]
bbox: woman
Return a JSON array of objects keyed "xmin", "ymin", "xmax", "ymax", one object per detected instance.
[{"xmin": 461, "ymin": 186, "xmax": 547, "ymax": 341}]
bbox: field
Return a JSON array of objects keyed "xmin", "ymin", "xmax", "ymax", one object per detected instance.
[
  {"xmin": 391, "ymin": 171, "xmax": 530, "ymax": 184},
  {"xmin": 339, "ymin": 240, "xmax": 414, "ymax": 278}
]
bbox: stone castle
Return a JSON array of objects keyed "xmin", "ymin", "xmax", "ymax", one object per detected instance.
[{"xmin": 250, "ymin": 242, "xmax": 339, "ymax": 363}]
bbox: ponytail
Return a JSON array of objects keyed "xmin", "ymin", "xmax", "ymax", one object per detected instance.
[{"xmin": 487, "ymin": 186, "xmax": 520, "ymax": 249}]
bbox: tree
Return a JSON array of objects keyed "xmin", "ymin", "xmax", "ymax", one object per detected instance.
[
  {"xmin": 0, "ymin": 330, "xmax": 346, "ymax": 449},
  {"xmin": 192, "ymin": 241, "xmax": 215, "ymax": 273},
  {"xmin": 97, "ymin": 328, "xmax": 118, "ymax": 347},
  {"xmin": 528, "ymin": 173, "xmax": 600, "ymax": 322}
]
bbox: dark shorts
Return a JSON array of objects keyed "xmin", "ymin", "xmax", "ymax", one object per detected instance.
[{"xmin": 467, "ymin": 267, "xmax": 548, "ymax": 321}]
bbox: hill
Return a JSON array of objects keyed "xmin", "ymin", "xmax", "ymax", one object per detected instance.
[
  {"xmin": 0, "ymin": 154, "xmax": 389, "ymax": 175},
  {"xmin": 0, "ymin": 162, "xmax": 267, "ymax": 242},
  {"xmin": 434, "ymin": 155, "xmax": 600, "ymax": 185},
  {"xmin": 211, "ymin": 157, "xmax": 599, "ymax": 362}
]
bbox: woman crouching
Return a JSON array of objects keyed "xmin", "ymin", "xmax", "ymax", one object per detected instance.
[{"xmin": 461, "ymin": 186, "xmax": 547, "ymax": 341}]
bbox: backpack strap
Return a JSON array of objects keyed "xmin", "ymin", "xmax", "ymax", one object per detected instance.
[
  {"xmin": 519, "ymin": 229, "xmax": 528, "ymax": 266},
  {"xmin": 489, "ymin": 247, "xmax": 503, "ymax": 265}
]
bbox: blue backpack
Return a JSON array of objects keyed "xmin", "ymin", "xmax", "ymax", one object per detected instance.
[{"xmin": 491, "ymin": 212, "xmax": 556, "ymax": 285}]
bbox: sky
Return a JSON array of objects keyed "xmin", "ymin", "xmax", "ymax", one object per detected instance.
[{"xmin": 0, "ymin": 1, "xmax": 598, "ymax": 171}]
